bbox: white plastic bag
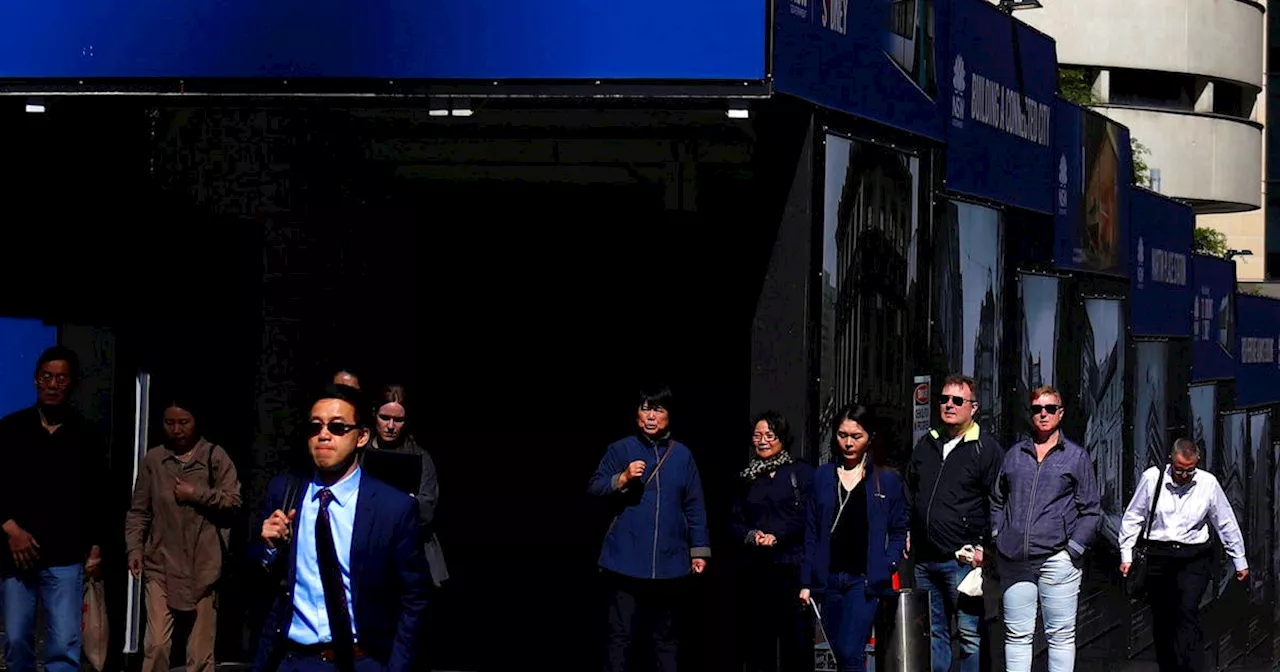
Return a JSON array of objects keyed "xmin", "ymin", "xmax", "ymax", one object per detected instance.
[
  {"xmin": 957, "ymin": 567, "xmax": 983, "ymax": 597},
  {"xmin": 955, "ymin": 544, "xmax": 984, "ymax": 597}
]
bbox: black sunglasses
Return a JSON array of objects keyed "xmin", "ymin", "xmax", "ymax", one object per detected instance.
[
  {"xmin": 307, "ymin": 421, "xmax": 362, "ymax": 437},
  {"xmin": 938, "ymin": 395, "xmax": 971, "ymax": 407},
  {"xmin": 1172, "ymin": 466, "xmax": 1197, "ymax": 477},
  {"xmin": 1030, "ymin": 404, "xmax": 1062, "ymax": 415}
]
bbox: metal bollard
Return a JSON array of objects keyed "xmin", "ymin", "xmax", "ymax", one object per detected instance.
[{"xmin": 874, "ymin": 588, "xmax": 932, "ymax": 672}]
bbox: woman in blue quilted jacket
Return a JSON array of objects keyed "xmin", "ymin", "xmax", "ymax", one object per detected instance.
[{"xmin": 588, "ymin": 384, "xmax": 711, "ymax": 672}]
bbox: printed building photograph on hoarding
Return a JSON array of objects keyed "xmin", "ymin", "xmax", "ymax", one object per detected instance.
[
  {"xmin": 1081, "ymin": 298, "xmax": 1125, "ymax": 545},
  {"xmin": 819, "ymin": 133, "xmax": 920, "ymax": 463},
  {"xmin": 1248, "ymin": 411, "xmax": 1271, "ymax": 606},
  {"xmin": 932, "ymin": 200, "xmax": 1004, "ymax": 438},
  {"xmin": 1132, "ymin": 341, "xmax": 1169, "ymax": 495},
  {"xmin": 1189, "ymin": 383, "xmax": 1218, "ymax": 607},
  {"xmin": 1013, "ymin": 273, "xmax": 1060, "ymax": 442},
  {"xmin": 1191, "ymin": 385, "xmax": 1217, "ymax": 462},
  {"xmin": 1076, "ymin": 115, "xmax": 1122, "ymax": 273},
  {"xmin": 1215, "ymin": 412, "xmax": 1247, "ymax": 598},
  {"xmin": 884, "ymin": 0, "xmax": 936, "ymax": 96},
  {"xmin": 1273, "ymin": 441, "xmax": 1280, "ymax": 625}
]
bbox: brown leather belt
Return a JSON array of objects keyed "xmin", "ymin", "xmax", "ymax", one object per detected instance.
[{"xmin": 285, "ymin": 641, "xmax": 365, "ymax": 662}]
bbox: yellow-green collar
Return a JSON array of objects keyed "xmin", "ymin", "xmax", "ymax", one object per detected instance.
[{"xmin": 929, "ymin": 422, "xmax": 981, "ymax": 442}]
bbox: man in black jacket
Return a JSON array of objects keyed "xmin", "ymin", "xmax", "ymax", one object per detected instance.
[{"xmin": 905, "ymin": 374, "xmax": 1004, "ymax": 672}]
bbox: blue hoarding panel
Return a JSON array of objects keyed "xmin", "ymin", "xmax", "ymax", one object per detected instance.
[
  {"xmin": 773, "ymin": 0, "xmax": 947, "ymax": 140},
  {"xmin": 1052, "ymin": 98, "xmax": 1083, "ymax": 268},
  {"xmin": 0, "ymin": 318, "xmax": 57, "ymax": 419},
  {"xmin": 1130, "ymin": 189, "xmax": 1193, "ymax": 337},
  {"xmin": 1053, "ymin": 102, "xmax": 1132, "ymax": 278},
  {"xmin": 0, "ymin": 1, "xmax": 765, "ymax": 80},
  {"xmin": 1191, "ymin": 254, "xmax": 1237, "ymax": 381},
  {"xmin": 942, "ymin": 0, "xmax": 1056, "ymax": 213},
  {"xmin": 1235, "ymin": 294, "xmax": 1280, "ymax": 407}
]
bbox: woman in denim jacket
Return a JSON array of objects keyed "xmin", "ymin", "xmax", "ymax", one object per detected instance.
[
  {"xmin": 990, "ymin": 385, "xmax": 1102, "ymax": 672},
  {"xmin": 799, "ymin": 404, "xmax": 908, "ymax": 672}
]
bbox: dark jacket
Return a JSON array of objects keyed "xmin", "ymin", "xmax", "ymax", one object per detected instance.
[
  {"xmin": 991, "ymin": 436, "xmax": 1101, "ymax": 563},
  {"xmin": 801, "ymin": 462, "xmax": 909, "ymax": 597},
  {"xmin": 365, "ymin": 437, "xmax": 449, "ymax": 587},
  {"xmin": 0, "ymin": 406, "xmax": 108, "ymax": 569},
  {"xmin": 904, "ymin": 424, "xmax": 1004, "ymax": 562},
  {"xmin": 250, "ymin": 470, "xmax": 429, "ymax": 672},
  {"xmin": 730, "ymin": 461, "xmax": 814, "ymax": 567},
  {"xmin": 588, "ymin": 434, "xmax": 711, "ymax": 580}
]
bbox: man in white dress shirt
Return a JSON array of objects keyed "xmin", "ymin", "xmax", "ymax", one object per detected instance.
[{"xmin": 1118, "ymin": 438, "xmax": 1248, "ymax": 672}]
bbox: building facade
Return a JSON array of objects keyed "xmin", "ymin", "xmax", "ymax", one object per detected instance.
[{"xmin": 1014, "ymin": 0, "xmax": 1267, "ymax": 280}]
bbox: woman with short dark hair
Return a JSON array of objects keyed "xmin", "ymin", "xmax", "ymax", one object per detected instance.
[
  {"xmin": 731, "ymin": 411, "xmax": 815, "ymax": 672},
  {"xmin": 125, "ymin": 395, "xmax": 241, "ymax": 672}
]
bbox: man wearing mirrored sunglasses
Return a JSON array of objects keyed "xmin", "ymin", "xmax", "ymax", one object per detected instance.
[
  {"xmin": 251, "ymin": 384, "xmax": 428, "ymax": 672},
  {"xmin": 905, "ymin": 373, "xmax": 1005, "ymax": 672},
  {"xmin": 991, "ymin": 386, "xmax": 1100, "ymax": 672},
  {"xmin": 1118, "ymin": 438, "xmax": 1246, "ymax": 672}
]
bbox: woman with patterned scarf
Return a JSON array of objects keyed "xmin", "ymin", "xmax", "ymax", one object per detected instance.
[{"xmin": 731, "ymin": 411, "xmax": 815, "ymax": 672}]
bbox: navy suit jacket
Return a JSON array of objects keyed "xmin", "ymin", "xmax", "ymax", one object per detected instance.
[{"xmin": 250, "ymin": 469, "xmax": 429, "ymax": 672}]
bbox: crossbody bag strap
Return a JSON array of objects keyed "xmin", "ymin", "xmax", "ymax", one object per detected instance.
[
  {"xmin": 1140, "ymin": 464, "xmax": 1167, "ymax": 542},
  {"xmin": 642, "ymin": 440, "xmax": 676, "ymax": 486},
  {"xmin": 790, "ymin": 470, "xmax": 801, "ymax": 506}
]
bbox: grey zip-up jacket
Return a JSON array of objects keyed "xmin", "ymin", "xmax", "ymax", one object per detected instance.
[{"xmin": 990, "ymin": 436, "xmax": 1101, "ymax": 562}]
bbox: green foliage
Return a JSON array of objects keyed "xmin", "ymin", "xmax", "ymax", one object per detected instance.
[
  {"xmin": 1239, "ymin": 285, "xmax": 1265, "ymax": 296},
  {"xmin": 1057, "ymin": 67, "xmax": 1099, "ymax": 106},
  {"xmin": 1193, "ymin": 227, "xmax": 1230, "ymax": 258},
  {"xmin": 1131, "ymin": 139, "xmax": 1151, "ymax": 188}
]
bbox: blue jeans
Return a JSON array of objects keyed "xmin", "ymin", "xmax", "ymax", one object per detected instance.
[
  {"xmin": 915, "ymin": 560, "xmax": 981, "ymax": 672},
  {"xmin": 2, "ymin": 564, "xmax": 84, "ymax": 672},
  {"xmin": 820, "ymin": 573, "xmax": 879, "ymax": 672},
  {"xmin": 1003, "ymin": 551, "xmax": 1082, "ymax": 672}
]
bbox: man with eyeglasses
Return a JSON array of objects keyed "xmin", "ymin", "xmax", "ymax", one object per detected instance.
[
  {"xmin": 905, "ymin": 373, "xmax": 1004, "ymax": 672},
  {"xmin": 0, "ymin": 345, "xmax": 107, "ymax": 672},
  {"xmin": 1119, "ymin": 438, "xmax": 1247, "ymax": 672},
  {"xmin": 251, "ymin": 383, "xmax": 428, "ymax": 672},
  {"xmin": 990, "ymin": 386, "xmax": 1100, "ymax": 672}
]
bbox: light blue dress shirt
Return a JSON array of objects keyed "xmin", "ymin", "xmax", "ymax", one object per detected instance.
[{"xmin": 286, "ymin": 467, "xmax": 362, "ymax": 645}]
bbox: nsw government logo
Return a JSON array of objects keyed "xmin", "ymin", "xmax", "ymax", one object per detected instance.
[
  {"xmin": 950, "ymin": 55, "xmax": 966, "ymax": 129},
  {"xmin": 1056, "ymin": 155, "xmax": 1068, "ymax": 214},
  {"xmin": 1135, "ymin": 236, "xmax": 1145, "ymax": 288}
]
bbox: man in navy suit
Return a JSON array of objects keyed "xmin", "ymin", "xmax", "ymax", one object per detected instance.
[{"xmin": 251, "ymin": 384, "xmax": 428, "ymax": 672}]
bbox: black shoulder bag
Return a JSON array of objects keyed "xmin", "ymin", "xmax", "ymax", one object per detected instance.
[{"xmin": 1124, "ymin": 465, "xmax": 1166, "ymax": 600}]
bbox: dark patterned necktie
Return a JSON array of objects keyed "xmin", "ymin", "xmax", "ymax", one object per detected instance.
[{"xmin": 316, "ymin": 488, "xmax": 356, "ymax": 672}]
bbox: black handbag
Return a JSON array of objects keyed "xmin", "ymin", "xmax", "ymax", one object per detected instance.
[{"xmin": 1125, "ymin": 464, "xmax": 1166, "ymax": 600}]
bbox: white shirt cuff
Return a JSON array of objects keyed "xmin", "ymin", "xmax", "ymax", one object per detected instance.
[
  {"xmin": 1120, "ymin": 548, "xmax": 1133, "ymax": 563},
  {"xmin": 1232, "ymin": 557, "xmax": 1249, "ymax": 571}
]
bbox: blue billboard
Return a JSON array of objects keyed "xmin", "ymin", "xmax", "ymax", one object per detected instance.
[
  {"xmin": 0, "ymin": 318, "xmax": 57, "ymax": 419},
  {"xmin": 0, "ymin": 1, "xmax": 765, "ymax": 80},
  {"xmin": 773, "ymin": 0, "xmax": 948, "ymax": 140},
  {"xmin": 942, "ymin": 0, "xmax": 1056, "ymax": 213},
  {"xmin": 1130, "ymin": 189, "xmax": 1193, "ymax": 337},
  {"xmin": 1191, "ymin": 254, "xmax": 1237, "ymax": 381},
  {"xmin": 1053, "ymin": 102, "xmax": 1132, "ymax": 278},
  {"xmin": 1235, "ymin": 294, "xmax": 1280, "ymax": 407}
]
